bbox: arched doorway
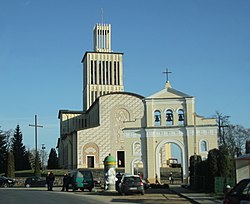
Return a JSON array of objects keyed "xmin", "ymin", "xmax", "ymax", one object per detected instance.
[{"xmin": 155, "ymin": 139, "xmax": 188, "ymax": 184}]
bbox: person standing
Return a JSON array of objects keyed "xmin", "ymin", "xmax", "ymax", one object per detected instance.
[
  {"xmin": 46, "ymin": 172, "xmax": 50, "ymax": 191},
  {"xmin": 61, "ymin": 173, "xmax": 68, "ymax": 191},
  {"xmin": 169, "ymin": 172, "xmax": 174, "ymax": 184},
  {"xmin": 48, "ymin": 171, "xmax": 55, "ymax": 191}
]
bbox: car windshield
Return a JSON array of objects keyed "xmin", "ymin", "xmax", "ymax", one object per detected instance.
[
  {"xmin": 230, "ymin": 180, "xmax": 250, "ymax": 196},
  {"xmin": 79, "ymin": 171, "xmax": 92, "ymax": 180},
  {"xmin": 124, "ymin": 176, "xmax": 141, "ymax": 183}
]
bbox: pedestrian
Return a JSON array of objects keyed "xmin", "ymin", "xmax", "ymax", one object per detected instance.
[
  {"xmin": 61, "ymin": 173, "xmax": 68, "ymax": 191},
  {"xmin": 115, "ymin": 172, "xmax": 122, "ymax": 191},
  {"xmin": 169, "ymin": 172, "xmax": 174, "ymax": 184},
  {"xmin": 155, "ymin": 174, "xmax": 160, "ymax": 184},
  {"xmin": 48, "ymin": 171, "xmax": 55, "ymax": 191},
  {"xmin": 46, "ymin": 172, "xmax": 50, "ymax": 191}
]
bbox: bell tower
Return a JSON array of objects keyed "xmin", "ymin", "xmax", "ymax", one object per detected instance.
[
  {"xmin": 93, "ymin": 24, "xmax": 111, "ymax": 52},
  {"xmin": 82, "ymin": 23, "xmax": 124, "ymax": 111}
]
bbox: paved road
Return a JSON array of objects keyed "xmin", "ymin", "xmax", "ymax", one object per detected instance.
[
  {"xmin": 0, "ymin": 188, "xmax": 107, "ymax": 204},
  {"xmin": 170, "ymin": 186, "xmax": 223, "ymax": 204},
  {"xmin": 0, "ymin": 187, "xmax": 193, "ymax": 204}
]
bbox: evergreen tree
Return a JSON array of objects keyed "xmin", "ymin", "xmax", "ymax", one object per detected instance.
[
  {"xmin": 207, "ymin": 148, "xmax": 220, "ymax": 192},
  {"xmin": 0, "ymin": 128, "xmax": 7, "ymax": 174},
  {"xmin": 246, "ymin": 140, "xmax": 250, "ymax": 154},
  {"xmin": 218, "ymin": 145, "xmax": 235, "ymax": 178},
  {"xmin": 34, "ymin": 151, "xmax": 41, "ymax": 177},
  {"xmin": 23, "ymin": 150, "xmax": 32, "ymax": 170},
  {"xmin": 189, "ymin": 154, "xmax": 202, "ymax": 189},
  {"xmin": 47, "ymin": 148, "xmax": 59, "ymax": 169},
  {"xmin": 7, "ymin": 151, "xmax": 15, "ymax": 178},
  {"xmin": 11, "ymin": 125, "xmax": 29, "ymax": 170}
]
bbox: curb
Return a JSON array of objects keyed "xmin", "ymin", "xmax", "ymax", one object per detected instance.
[{"xmin": 169, "ymin": 188, "xmax": 200, "ymax": 204}]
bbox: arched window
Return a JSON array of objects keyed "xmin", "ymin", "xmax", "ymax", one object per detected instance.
[
  {"xmin": 154, "ymin": 110, "xmax": 161, "ymax": 126},
  {"xmin": 200, "ymin": 140, "xmax": 208, "ymax": 152},
  {"xmin": 166, "ymin": 109, "xmax": 173, "ymax": 125},
  {"xmin": 178, "ymin": 109, "xmax": 185, "ymax": 125}
]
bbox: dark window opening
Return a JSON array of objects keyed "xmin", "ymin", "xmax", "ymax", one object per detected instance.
[
  {"xmin": 87, "ymin": 156, "xmax": 94, "ymax": 168},
  {"xmin": 117, "ymin": 151, "xmax": 125, "ymax": 168}
]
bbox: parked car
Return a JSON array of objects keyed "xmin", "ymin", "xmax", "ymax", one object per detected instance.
[
  {"xmin": 25, "ymin": 177, "xmax": 47, "ymax": 188},
  {"xmin": 67, "ymin": 169, "xmax": 94, "ymax": 192},
  {"xmin": 118, "ymin": 174, "xmax": 145, "ymax": 195},
  {"xmin": 0, "ymin": 176, "xmax": 15, "ymax": 187},
  {"xmin": 223, "ymin": 178, "xmax": 250, "ymax": 204}
]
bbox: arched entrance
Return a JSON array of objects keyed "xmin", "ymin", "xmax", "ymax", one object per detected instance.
[{"xmin": 155, "ymin": 139, "xmax": 188, "ymax": 183}]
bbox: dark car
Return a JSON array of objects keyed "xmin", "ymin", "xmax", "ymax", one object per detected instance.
[
  {"xmin": 0, "ymin": 176, "xmax": 15, "ymax": 187},
  {"xmin": 118, "ymin": 174, "xmax": 145, "ymax": 195},
  {"xmin": 223, "ymin": 178, "xmax": 250, "ymax": 204},
  {"xmin": 67, "ymin": 169, "xmax": 94, "ymax": 192},
  {"xmin": 25, "ymin": 177, "xmax": 47, "ymax": 188}
]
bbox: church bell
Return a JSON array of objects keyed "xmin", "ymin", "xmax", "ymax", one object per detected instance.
[
  {"xmin": 155, "ymin": 115, "xmax": 160, "ymax": 122},
  {"xmin": 166, "ymin": 114, "xmax": 173, "ymax": 121},
  {"xmin": 178, "ymin": 114, "xmax": 184, "ymax": 121}
]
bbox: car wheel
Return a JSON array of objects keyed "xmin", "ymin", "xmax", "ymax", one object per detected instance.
[
  {"xmin": 3, "ymin": 183, "xmax": 9, "ymax": 188},
  {"xmin": 89, "ymin": 188, "xmax": 92, "ymax": 192},
  {"xmin": 26, "ymin": 184, "xmax": 30, "ymax": 188}
]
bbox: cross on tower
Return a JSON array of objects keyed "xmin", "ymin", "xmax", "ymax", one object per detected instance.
[
  {"xmin": 163, "ymin": 68, "xmax": 172, "ymax": 82},
  {"xmin": 29, "ymin": 115, "xmax": 43, "ymax": 153}
]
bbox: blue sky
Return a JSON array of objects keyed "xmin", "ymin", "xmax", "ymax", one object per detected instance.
[{"xmin": 0, "ymin": 0, "xmax": 249, "ymax": 154}]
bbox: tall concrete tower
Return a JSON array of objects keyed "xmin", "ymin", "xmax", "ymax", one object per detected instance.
[{"xmin": 82, "ymin": 24, "xmax": 124, "ymax": 111}]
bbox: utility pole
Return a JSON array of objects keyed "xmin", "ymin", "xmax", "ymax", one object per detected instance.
[{"xmin": 29, "ymin": 115, "xmax": 43, "ymax": 153}]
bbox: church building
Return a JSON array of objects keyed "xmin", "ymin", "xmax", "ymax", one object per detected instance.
[{"xmin": 58, "ymin": 22, "xmax": 218, "ymax": 183}]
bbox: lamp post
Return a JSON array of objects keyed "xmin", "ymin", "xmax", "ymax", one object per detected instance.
[{"xmin": 42, "ymin": 144, "xmax": 46, "ymax": 170}]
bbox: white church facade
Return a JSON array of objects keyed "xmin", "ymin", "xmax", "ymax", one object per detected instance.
[{"xmin": 58, "ymin": 23, "xmax": 218, "ymax": 183}]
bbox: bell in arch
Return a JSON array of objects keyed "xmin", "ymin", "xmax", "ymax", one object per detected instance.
[
  {"xmin": 155, "ymin": 115, "xmax": 160, "ymax": 122},
  {"xmin": 178, "ymin": 114, "xmax": 184, "ymax": 121},
  {"xmin": 166, "ymin": 113, "xmax": 173, "ymax": 121}
]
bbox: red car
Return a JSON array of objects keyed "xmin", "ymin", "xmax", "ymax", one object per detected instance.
[{"xmin": 223, "ymin": 178, "xmax": 250, "ymax": 204}]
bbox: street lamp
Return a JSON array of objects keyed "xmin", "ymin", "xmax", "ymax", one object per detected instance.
[{"xmin": 42, "ymin": 144, "xmax": 46, "ymax": 170}]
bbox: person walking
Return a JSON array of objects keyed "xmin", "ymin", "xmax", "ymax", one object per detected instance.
[{"xmin": 169, "ymin": 172, "xmax": 174, "ymax": 184}]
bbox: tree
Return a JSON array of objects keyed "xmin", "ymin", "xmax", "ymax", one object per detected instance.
[
  {"xmin": 11, "ymin": 125, "xmax": 31, "ymax": 170},
  {"xmin": 222, "ymin": 124, "xmax": 250, "ymax": 158},
  {"xmin": 47, "ymin": 148, "xmax": 59, "ymax": 169},
  {"xmin": 189, "ymin": 154, "xmax": 202, "ymax": 189},
  {"xmin": 7, "ymin": 151, "xmax": 15, "ymax": 178},
  {"xmin": 207, "ymin": 148, "xmax": 220, "ymax": 192},
  {"xmin": 218, "ymin": 145, "xmax": 233, "ymax": 177},
  {"xmin": 246, "ymin": 140, "xmax": 250, "ymax": 154},
  {"xmin": 34, "ymin": 151, "xmax": 41, "ymax": 177},
  {"xmin": 0, "ymin": 128, "xmax": 7, "ymax": 174},
  {"xmin": 215, "ymin": 111, "xmax": 230, "ymax": 146},
  {"xmin": 215, "ymin": 111, "xmax": 250, "ymax": 157}
]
